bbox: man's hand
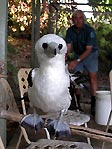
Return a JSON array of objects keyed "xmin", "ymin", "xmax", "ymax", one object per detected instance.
[{"xmin": 68, "ymin": 60, "xmax": 78, "ymax": 71}]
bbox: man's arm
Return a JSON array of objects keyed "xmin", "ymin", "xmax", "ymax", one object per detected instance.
[
  {"xmin": 65, "ymin": 43, "xmax": 72, "ymax": 60},
  {"xmin": 79, "ymin": 45, "xmax": 93, "ymax": 61},
  {"xmin": 68, "ymin": 45, "xmax": 93, "ymax": 70}
]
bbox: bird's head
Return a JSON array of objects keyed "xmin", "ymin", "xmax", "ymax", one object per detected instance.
[{"xmin": 35, "ymin": 34, "xmax": 67, "ymax": 59}]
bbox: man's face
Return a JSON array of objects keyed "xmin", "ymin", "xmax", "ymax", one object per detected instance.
[{"xmin": 72, "ymin": 12, "xmax": 85, "ymax": 29}]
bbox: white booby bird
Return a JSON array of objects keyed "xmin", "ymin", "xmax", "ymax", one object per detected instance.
[{"xmin": 21, "ymin": 34, "xmax": 71, "ymax": 138}]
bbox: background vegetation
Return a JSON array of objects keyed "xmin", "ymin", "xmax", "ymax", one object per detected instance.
[{"xmin": 8, "ymin": 0, "xmax": 112, "ymax": 76}]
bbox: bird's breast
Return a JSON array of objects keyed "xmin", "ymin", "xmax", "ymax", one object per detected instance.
[
  {"xmin": 36, "ymin": 70, "xmax": 69, "ymax": 95},
  {"xmin": 29, "ymin": 66, "xmax": 71, "ymax": 113}
]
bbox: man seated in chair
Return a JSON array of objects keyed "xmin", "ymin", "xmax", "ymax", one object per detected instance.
[{"xmin": 65, "ymin": 10, "xmax": 98, "ymax": 115}]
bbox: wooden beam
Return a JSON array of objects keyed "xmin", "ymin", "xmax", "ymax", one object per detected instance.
[
  {"xmin": 1, "ymin": 109, "xmax": 112, "ymax": 144},
  {"xmin": 70, "ymin": 125, "xmax": 112, "ymax": 143}
]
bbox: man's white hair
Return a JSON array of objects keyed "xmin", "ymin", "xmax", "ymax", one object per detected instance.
[{"xmin": 72, "ymin": 9, "xmax": 86, "ymax": 21}]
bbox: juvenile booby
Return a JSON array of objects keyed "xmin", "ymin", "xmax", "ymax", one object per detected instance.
[{"xmin": 21, "ymin": 34, "xmax": 71, "ymax": 138}]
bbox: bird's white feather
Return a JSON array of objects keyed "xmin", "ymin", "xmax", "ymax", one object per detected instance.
[{"xmin": 28, "ymin": 34, "xmax": 71, "ymax": 113}]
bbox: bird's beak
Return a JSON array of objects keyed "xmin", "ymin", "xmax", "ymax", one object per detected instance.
[
  {"xmin": 54, "ymin": 48, "xmax": 61, "ymax": 55},
  {"xmin": 44, "ymin": 47, "xmax": 61, "ymax": 58}
]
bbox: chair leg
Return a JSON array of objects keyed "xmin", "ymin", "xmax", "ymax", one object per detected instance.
[
  {"xmin": 102, "ymin": 110, "xmax": 112, "ymax": 149},
  {"xmin": 16, "ymin": 131, "xmax": 23, "ymax": 149},
  {"xmin": 16, "ymin": 126, "xmax": 31, "ymax": 149},
  {"xmin": 21, "ymin": 99, "xmax": 27, "ymax": 115},
  {"xmin": 75, "ymin": 94, "xmax": 91, "ymax": 145},
  {"xmin": 84, "ymin": 122, "xmax": 91, "ymax": 145},
  {"xmin": 21, "ymin": 127, "xmax": 31, "ymax": 144}
]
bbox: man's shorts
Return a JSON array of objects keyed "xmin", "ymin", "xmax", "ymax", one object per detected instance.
[{"xmin": 74, "ymin": 51, "xmax": 98, "ymax": 73}]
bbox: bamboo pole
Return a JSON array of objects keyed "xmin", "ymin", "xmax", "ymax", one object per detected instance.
[
  {"xmin": 70, "ymin": 125, "xmax": 112, "ymax": 143},
  {"xmin": 0, "ymin": 110, "xmax": 23, "ymax": 122},
  {"xmin": 0, "ymin": 74, "xmax": 7, "ymax": 78}
]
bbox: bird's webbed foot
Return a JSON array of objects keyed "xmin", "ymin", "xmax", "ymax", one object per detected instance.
[
  {"xmin": 46, "ymin": 119, "xmax": 71, "ymax": 139},
  {"xmin": 20, "ymin": 114, "xmax": 45, "ymax": 132}
]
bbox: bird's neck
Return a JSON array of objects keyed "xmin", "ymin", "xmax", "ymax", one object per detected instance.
[
  {"xmin": 40, "ymin": 58, "xmax": 66, "ymax": 74},
  {"xmin": 40, "ymin": 55, "xmax": 65, "ymax": 70}
]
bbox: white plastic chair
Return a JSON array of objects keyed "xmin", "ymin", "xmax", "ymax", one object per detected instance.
[
  {"xmin": 17, "ymin": 68, "xmax": 91, "ymax": 145},
  {"xmin": 18, "ymin": 68, "xmax": 32, "ymax": 115},
  {"xmin": 0, "ymin": 74, "xmax": 92, "ymax": 148},
  {"xmin": 17, "ymin": 68, "xmax": 32, "ymax": 148}
]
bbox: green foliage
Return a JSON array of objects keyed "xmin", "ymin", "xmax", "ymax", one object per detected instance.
[
  {"xmin": 8, "ymin": 0, "xmax": 112, "ymax": 72},
  {"xmin": 88, "ymin": 0, "xmax": 112, "ymax": 72},
  {"xmin": 95, "ymin": 23, "xmax": 112, "ymax": 72},
  {"xmin": 96, "ymin": 23, "xmax": 112, "ymax": 52},
  {"xmin": 7, "ymin": 37, "xmax": 18, "ymax": 85},
  {"xmin": 7, "ymin": 62, "xmax": 18, "ymax": 84},
  {"xmin": 8, "ymin": 0, "xmax": 32, "ymax": 38},
  {"xmin": 88, "ymin": 0, "xmax": 112, "ymax": 23},
  {"xmin": 8, "ymin": 0, "xmax": 74, "ymax": 38},
  {"xmin": 7, "ymin": 43, "xmax": 18, "ymax": 54},
  {"xmin": 58, "ymin": 27, "xmax": 67, "ymax": 39}
]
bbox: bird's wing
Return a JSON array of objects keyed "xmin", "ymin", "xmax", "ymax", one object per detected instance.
[
  {"xmin": 65, "ymin": 64, "xmax": 71, "ymax": 76},
  {"xmin": 27, "ymin": 68, "xmax": 39, "ymax": 87}
]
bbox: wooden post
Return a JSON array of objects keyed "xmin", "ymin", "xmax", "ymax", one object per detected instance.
[
  {"xmin": 0, "ymin": 0, "xmax": 8, "ymax": 146},
  {"xmin": 31, "ymin": 0, "xmax": 40, "ymax": 68},
  {"xmin": 31, "ymin": 0, "xmax": 35, "ymax": 67}
]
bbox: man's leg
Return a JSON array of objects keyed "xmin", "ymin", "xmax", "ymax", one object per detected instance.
[{"xmin": 88, "ymin": 72, "xmax": 97, "ymax": 115}]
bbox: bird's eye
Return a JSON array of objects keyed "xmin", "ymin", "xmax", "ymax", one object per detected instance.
[
  {"xmin": 42, "ymin": 43, "xmax": 48, "ymax": 49},
  {"xmin": 58, "ymin": 44, "xmax": 63, "ymax": 50}
]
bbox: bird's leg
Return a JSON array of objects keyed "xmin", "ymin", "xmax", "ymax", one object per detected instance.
[
  {"xmin": 33, "ymin": 108, "xmax": 38, "ymax": 133},
  {"xmin": 53, "ymin": 109, "xmax": 65, "ymax": 139},
  {"xmin": 44, "ymin": 128, "xmax": 51, "ymax": 139},
  {"xmin": 47, "ymin": 109, "xmax": 71, "ymax": 139},
  {"xmin": 74, "ymin": 95, "xmax": 80, "ymax": 114},
  {"xmin": 20, "ymin": 108, "xmax": 45, "ymax": 133}
]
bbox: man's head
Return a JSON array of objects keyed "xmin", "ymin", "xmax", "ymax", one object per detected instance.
[{"xmin": 72, "ymin": 10, "xmax": 86, "ymax": 30}]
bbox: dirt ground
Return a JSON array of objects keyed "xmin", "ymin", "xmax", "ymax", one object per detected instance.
[{"xmin": 6, "ymin": 38, "xmax": 112, "ymax": 149}]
